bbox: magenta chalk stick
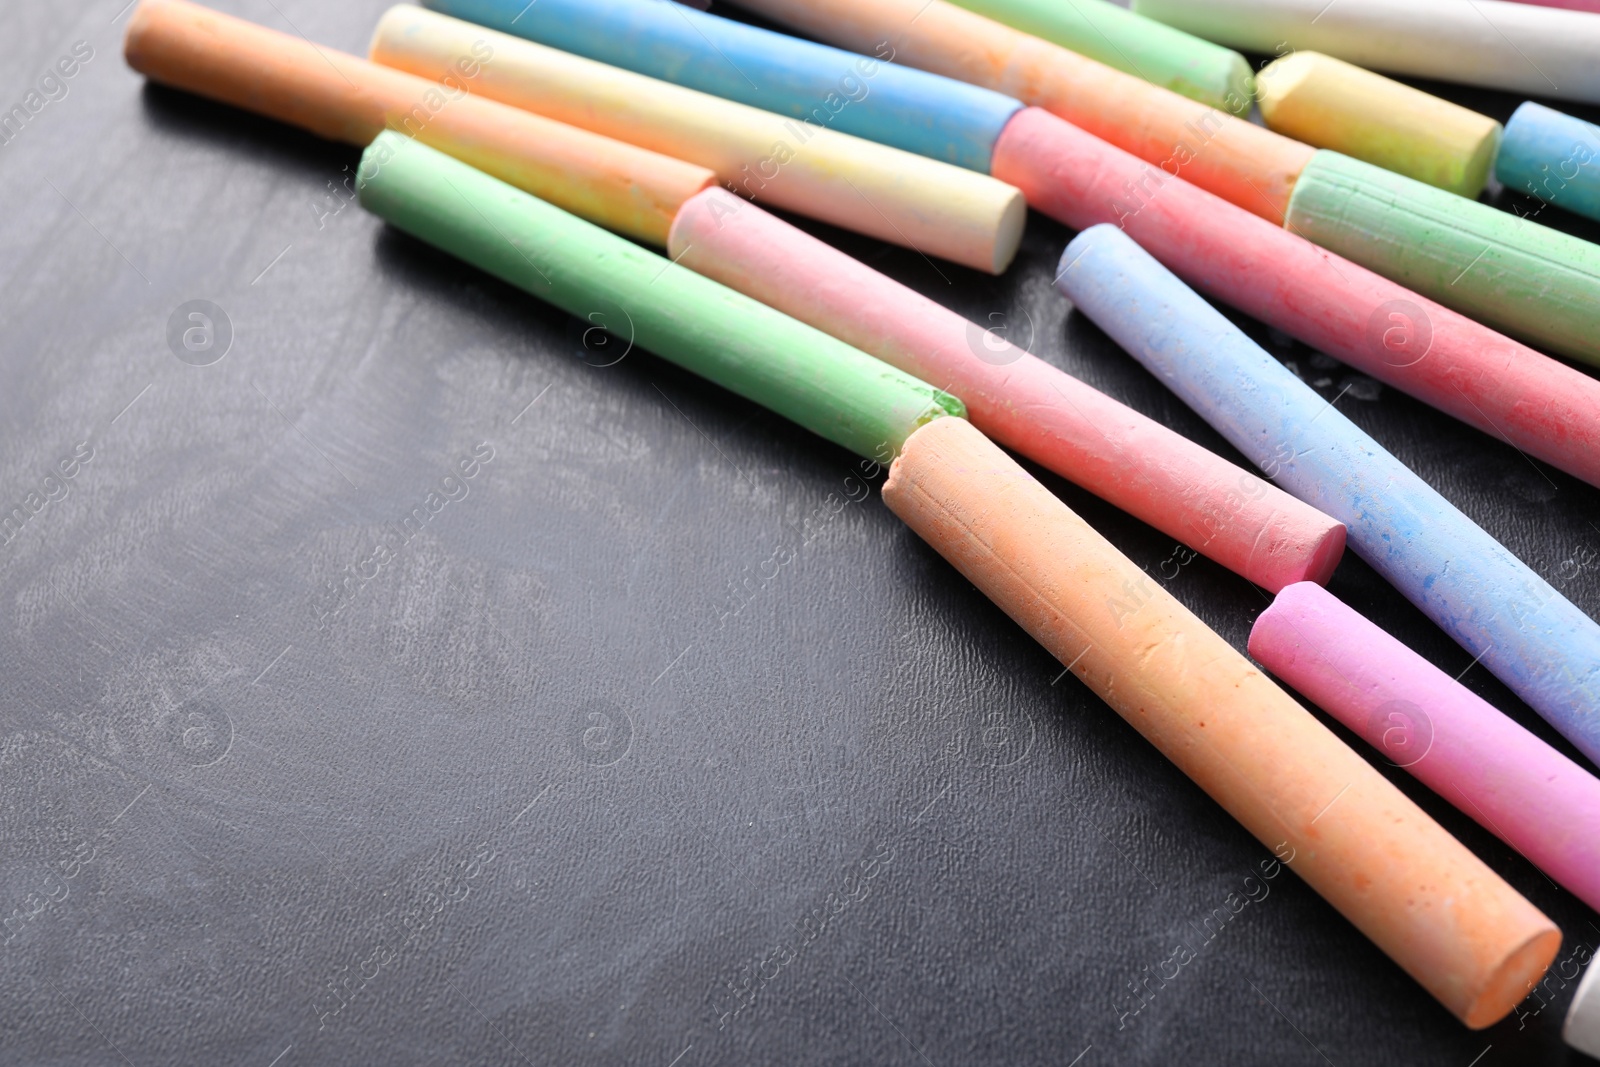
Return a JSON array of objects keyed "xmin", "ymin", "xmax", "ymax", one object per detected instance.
[
  {"xmin": 1250, "ymin": 581, "xmax": 1600, "ymax": 915},
  {"xmin": 1509, "ymin": 0, "xmax": 1600, "ymax": 10},
  {"xmin": 669, "ymin": 187, "xmax": 1345, "ymax": 591},
  {"xmin": 991, "ymin": 106, "xmax": 1600, "ymax": 490}
]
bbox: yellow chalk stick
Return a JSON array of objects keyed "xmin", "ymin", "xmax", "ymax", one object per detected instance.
[{"xmin": 1257, "ymin": 51, "xmax": 1502, "ymax": 197}]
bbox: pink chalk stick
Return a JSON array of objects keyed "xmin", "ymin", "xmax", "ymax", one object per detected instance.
[
  {"xmin": 669, "ymin": 187, "xmax": 1345, "ymax": 592},
  {"xmin": 1250, "ymin": 581, "xmax": 1600, "ymax": 915},
  {"xmin": 992, "ymin": 106, "xmax": 1600, "ymax": 491},
  {"xmin": 1506, "ymin": 0, "xmax": 1600, "ymax": 12}
]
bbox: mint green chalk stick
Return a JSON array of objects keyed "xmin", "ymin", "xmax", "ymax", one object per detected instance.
[
  {"xmin": 1285, "ymin": 151, "xmax": 1600, "ymax": 367},
  {"xmin": 355, "ymin": 132, "xmax": 964, "ymax": 458},
  {"xmin": 948, "ymin": 0, "xmax": 1254, "ymax": 114}
]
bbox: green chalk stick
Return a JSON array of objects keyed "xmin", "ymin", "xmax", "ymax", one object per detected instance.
[
  {"xmin": 948, "ymin": 0, "xmax": 1254, "ymax": 115},
  {"xmin": 355, "ymin": 132, "xmax": 964, "ymax": 458},
  {"xmin": 1285, "ymin": 151, "xmax": 1600, "ymax": 367}
]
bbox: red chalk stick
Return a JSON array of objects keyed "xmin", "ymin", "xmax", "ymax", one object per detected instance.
[{"xmin": 993, "ymin": 106, "xmax": 1600, "ymax": 490}]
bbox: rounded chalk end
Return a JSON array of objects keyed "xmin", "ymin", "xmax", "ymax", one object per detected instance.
[
  {"xmin": 1254, "ymin": 51, "xmax": 1317, "ymax": 123},
  {"xmin": 1465, "ymin": 926, "xmax": 1562, "ymax": 1030},
  {"xmin": 1243, "ymin": 515, "xmax": 1346, "ymax": 593},
  {"xmin": 1457, "ymin": 120, "xmax": 1503, "ymax": 200},
  {"xmin": 123, "ymin": 0, "xmax": 181, "ymax": 75},
  {"xmin": 1496, "ymin": 100, "xmax": 1600, "ymax": 219},
  {"xmin": 1287, "ymin": 520, "xmax": 1346, "ymax": 589},
  {"xmin": 1220, "ymin": 52, "xmax": 1255, "ymax": 116},
  {"xmin": 990, "ymin": 190, "xmax": 1029, "ymax": 275},
  {"xmin": 1054, "ymin": 222, "xmax": 1124, "ymax": 300},
  {"xmin": 1500, "ymin": 100, "xmax": 1560, "ymax": 177},
  {"xmin": 1247, "ymin": 580, "xmax": 1324, "ymax": 666},
  {"xmin": 1566, "ymin": 960, "xmax": 1600, "ymax": 1059}
]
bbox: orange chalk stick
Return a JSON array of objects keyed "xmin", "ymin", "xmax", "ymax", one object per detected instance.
[
  {"xmin": 883, "ymin": 416, "xmax": 1558, "ymax": 1029},
  {"xmin": 122, "ymin": 0, "xmax": 714, "ymax": 245},
  {"xmin": 733, "ymin": 0, "xmax": 1316, "ymax": 223}
]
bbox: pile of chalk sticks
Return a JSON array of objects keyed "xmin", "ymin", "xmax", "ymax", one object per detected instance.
[{"xmin": 121, "ymin": 0, "xmax": 1600, "ymax": 1047}]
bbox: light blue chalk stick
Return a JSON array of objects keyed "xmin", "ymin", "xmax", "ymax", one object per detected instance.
[
  {"xmin": 1497, "ymin": 101, "xmax": 1600, "ymax": 225},
  {"xmin": 1055, "ymin": 223, "xmax": 1600, "ymax": 767},
  {"xmin": 421, "ymin": 0, "xmax": 1024, "ymax": 173}
]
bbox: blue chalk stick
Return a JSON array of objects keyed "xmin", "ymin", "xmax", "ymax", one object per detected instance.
[
  {"xmin": 1055, "ymin": 223, "xmax": 1600, "ymax": 767},
  {"xmin": 1497, "ymin": 101, "xmax": 1600, "ymax": 225},
  {"xmin": 421, "ymin": 0, "xmax": 1024, "ymax": 173}
]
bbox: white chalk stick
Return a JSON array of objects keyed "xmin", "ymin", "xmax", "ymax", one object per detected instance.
[
  {"xmin": 1134, "ymin": 0, "xmax": 1600, "ymax": 105},
  {"xmin": 1569, "ymin": 961, "xmax": 1600, "ymax": 1058}
]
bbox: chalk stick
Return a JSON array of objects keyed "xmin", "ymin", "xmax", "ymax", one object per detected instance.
[
  {"xmin": 728, "ymin": 0, "xmax": 1315, "ymax": 224},
  {"xmin": 1511, "ymin": 0, "xmax": 1600, "ymax": 10},
  {"xmin": 1256, "ymin": 52, "xmax": 1502, "ymax": 198},
  {"xmin": 1056, "ymin": 223, "xmax": 1600, "ymax": 768},
  {"xmin": 1251, "ymin": 582, "xmax": 1600, "ymax": 916},
  {"xmin": 356, "ymin": 133, "xmax": 962, "ymax": 458},
  {"xmin": 1510, "ymin": 0, "xmax": 1600, "ymax": 10},
  {"xmin": 943, "ymin": 0, "xmax": 1254, "ymax": 114},
  {"xmin": 1132, "ymin": 0, "xmax": 1600, "ymax": 106},
  {"xmin": 367, "ymin": 6, "xmax": 1026, "ymax": 275},
  {"xmin": 120, "ymin": 0, "xmax": 713, "ymax": 246},
  {"xmin": 1286, "ymin": 150, "xmax": 1600, "ymax": 367},
  {"xmin": 669, "ymin": 187, "xmax": 1345, "ymax": 592},
  {"xmin": 992, "ymin": 107, "xmax": 1600, "ymax": 490},
  {"xmin": 1498, "ymin": 102, "xmax": 1600, "ymax": 226},
  {"xmin": 1570, "ymin": 964, "xmax": 1600, "ymax": 1058},
  {"xmin": 884, "ymin": 416, "xmax": 1558, "ymax": 1029},
  {"xmin": 420, "ymin": 0, "xmax": 1023, "ymax": 174}
]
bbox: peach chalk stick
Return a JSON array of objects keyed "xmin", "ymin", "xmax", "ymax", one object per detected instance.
[
  {"xmin": 884, "ymin": 417, "xmax": 1558, "ymax": 1029},
  {"xmin": 121, "ymin": 0, "xmax": 714, "ymax": 246},
  {"xmin": 1251, "ymin": 582, "xmax": 1600, "ymax": 916},
  {"xmin": 368, "ymin": 5, "xmax": 1026, "ymax": 275},
  {"xmin": 670, "ymin": 187, "xmax": 1344, "ymax": 592},
  {"xmin": 729, "ymin": 0, "xmax": 1316, "ymax": 224}
]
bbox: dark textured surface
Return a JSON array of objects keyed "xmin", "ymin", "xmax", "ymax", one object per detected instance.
[{"xmin": 2, "ymin": 2, "xmax": 1599, "ymax": 1065}]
